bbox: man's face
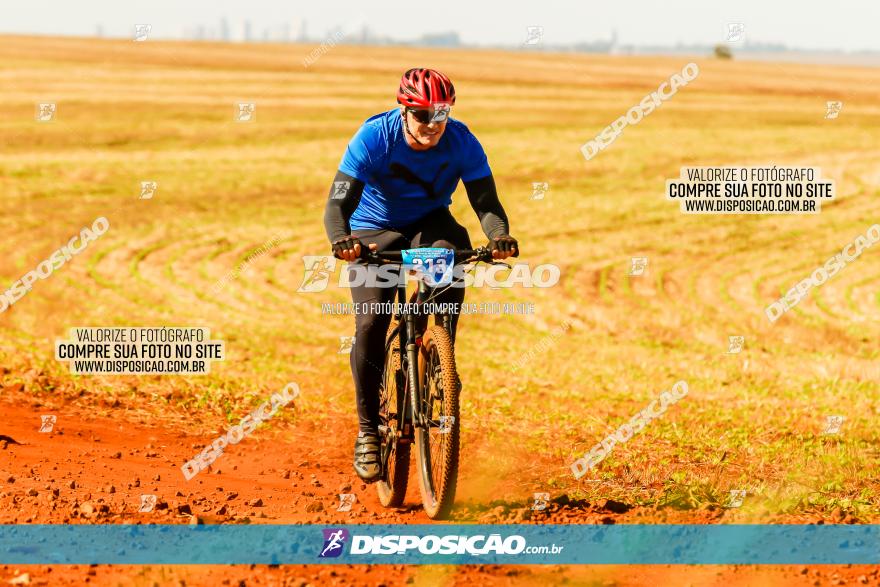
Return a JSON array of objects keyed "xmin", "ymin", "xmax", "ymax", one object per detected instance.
[{"xmin": 401, "ymin": 106, "xmax": 447, "ymax": 149}]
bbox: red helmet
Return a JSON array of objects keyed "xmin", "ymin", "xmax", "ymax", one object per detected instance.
[{"xmin": 397, "ymin": 68, "xmax": 456, "ymax": 108}]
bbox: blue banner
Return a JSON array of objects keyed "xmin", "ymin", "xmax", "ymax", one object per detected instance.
[{"xmin": 1, "ymin": 524, "xmax": 878, "ymax": 565}]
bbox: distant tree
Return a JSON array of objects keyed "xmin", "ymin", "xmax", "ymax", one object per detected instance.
[{"xmin": 714, "ymin": 44, "xmax": 733, "ymax": 59}]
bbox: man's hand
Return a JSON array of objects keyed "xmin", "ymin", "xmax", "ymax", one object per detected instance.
[
  {"xmin": 332, "ymin": 237, "xmax": 378, "ymax": 261},
  {"xmin": 489, "ymin": 235, "xmax": 519, "ymax": 259},
  {"xmin": 332, "ymin": 236, "xmax": 363, "ymax": 261}
]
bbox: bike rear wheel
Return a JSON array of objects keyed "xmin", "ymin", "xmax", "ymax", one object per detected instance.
[
  {"xmin": 377, "ymin": 320, "xmax": 410, "ymax": 507},
  {"xmin": 415, "ymin": 324, "xmax": 460, "ymax": 520}
]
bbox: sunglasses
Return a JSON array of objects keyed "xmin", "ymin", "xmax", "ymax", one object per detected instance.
[{"xmin": 407, "ymin": 105, "xmax": 450, "ymax": 124}]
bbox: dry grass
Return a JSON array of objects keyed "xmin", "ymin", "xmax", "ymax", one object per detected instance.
[{"xmin": 1, "ymin": 35, "xmax": 879, "ymax": 520}]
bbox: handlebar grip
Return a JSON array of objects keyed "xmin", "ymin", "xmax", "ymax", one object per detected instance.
[{"xmin": 360, "ymin": 249, "xmax": 401, "ymax": 261}]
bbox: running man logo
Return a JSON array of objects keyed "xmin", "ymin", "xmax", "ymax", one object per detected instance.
[
  {"xmin": 524, "ymin": 26, "xmax": 543, "ymax": 46},
  {"xmin": 822, "ymin": 415, "xmax": 845, "ymax": 435},
  {"xmin": 332, "ymin": 181, "xmax": 350, "ymax": 199},
  {"xmin": 140, "ymin": 181, "xmax": 158, "ymax": 200},
  {"xmin": 725, "ymin": 489, "xmax": 746, "ymax": 508},
  {"xmin": 338, "ymin": 336, "xmax": 355, "ymax": 354},
  {"xmin": 133, "ymin": 24, "xmax": 152, "ymax": 41},
  {"xmin": 439, "ymin": 415, "xmax": 455, "ymax": 434},
  {"xmin": 531, "ymin": 182, "xmax": 549, "ymax": 201},
  {"xmin": 727, "ymin": 335, "xmax": 745, "ymax": 354},
  {"xmin": 337, "ymin": 493, "xmax": 356, "ymax": 512},
  {"xmin": 628, "ymin": 257, "xmax": 648, "ymax": 276},
  {"xmin": 430, "ymin": 102, "xmax": 452, "ymax": 123},
  {"xmin": 727, "ymin": 23, "xmax": 745, "ymax": 42},
  {"xmin": 297, "ymin": 256, "xmax": 337, "ymax": 292},
  {"xmin": 532, "ymin": 492, "xmax": 550, "ymax": 511},
  {"xmin": 36, "ymin": 103, "xmax": 56, "ymax": 122},
  {"xmin": 319, "ymin": 528, "xmax": 349, "ymax": 558},
  {"xmin": 236, "ymin": 103, "xmax": 256, "ymax": 122},
  {"xmin": 139, "ymin": 494, "xmax": 158, "ymax": 513},
  {"xmin": 39, "ymin": 415, "xmax": 57, "ymax": 433},
  {"xmin": 825, "ymin": 101, "xmax": 843, "ymax": 119}
]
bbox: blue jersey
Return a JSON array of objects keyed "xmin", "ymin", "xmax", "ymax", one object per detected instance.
[{"xmin": 338, "ymin": 109, "xmax": 492, "ymax": 231}]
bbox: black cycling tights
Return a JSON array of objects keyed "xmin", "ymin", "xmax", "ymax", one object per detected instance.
[{"xmin": 349, "ymin": 207, "xmax": 472, "ymax": 433}]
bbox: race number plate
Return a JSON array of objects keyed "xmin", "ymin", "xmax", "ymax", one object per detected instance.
[{"xmin": 401, "ymin": 247, "xmax": 455, "ymax": 287}]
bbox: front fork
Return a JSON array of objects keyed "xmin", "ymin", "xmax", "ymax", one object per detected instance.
[
  {"xmin": 405, "ymin": 316, "xmax": 423, "ymax": 430},
  {"xmin": 417, "ymin": 279, "xmax": 453, "ymax": 334},
  {"xmin": 403, "ymin": 281, "xmax": 453, "ymax": 433}
]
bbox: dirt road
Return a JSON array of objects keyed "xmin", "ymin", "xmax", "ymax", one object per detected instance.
[{"xmin": 2, "ymin": 388, "xmax": 877, "ymax": 586}]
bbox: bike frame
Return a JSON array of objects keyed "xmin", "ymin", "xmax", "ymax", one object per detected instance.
[{"xmin": 368, "ymin": 246, "xmax": 502, "ymax": 470}]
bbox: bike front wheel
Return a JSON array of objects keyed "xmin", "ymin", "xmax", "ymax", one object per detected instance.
[
  {"xmin": 415, "ymin": 324, "xmax": 461, "ymax": 520},
  {"xmin": 377, "ymin": 320, "xmax": 410, "ymax": 507}
]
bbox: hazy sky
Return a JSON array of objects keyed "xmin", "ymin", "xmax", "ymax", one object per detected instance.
[{"xmin": 3, "ymin": 0, "xmax": 879, "ymax": 51}]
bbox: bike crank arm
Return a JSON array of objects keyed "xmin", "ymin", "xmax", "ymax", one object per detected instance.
[{"xmin": 378, "ymin": 425, "xmax": 396, "ymax": 465}]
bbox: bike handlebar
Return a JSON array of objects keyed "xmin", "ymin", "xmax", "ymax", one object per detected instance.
[{"xmin": 360, "ymin": 246, "xmax": 498, "ymax": 265}]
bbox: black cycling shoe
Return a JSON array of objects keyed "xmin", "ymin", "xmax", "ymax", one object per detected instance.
[{"xmin": 353, "ymin": 430, "xmax": 382, "ymax": 483}]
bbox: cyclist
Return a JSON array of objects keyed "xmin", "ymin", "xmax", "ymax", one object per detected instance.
[{"xmin": 323, "ymin": 68, "xmax": 518, "ymax": 482}]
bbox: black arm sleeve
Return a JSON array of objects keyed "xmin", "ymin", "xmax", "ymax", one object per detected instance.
[
  {"xmin": 323, "ymin": 170, "xmax": 365, "ymax": 243},
  {"xmin": 464, "ymin": 174, "xmax": 509, "ymax": 240}
]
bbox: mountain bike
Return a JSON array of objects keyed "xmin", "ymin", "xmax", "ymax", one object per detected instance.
[{"xmin": 363, "ymin": 245, "xmax": 505, "ymax": 519}]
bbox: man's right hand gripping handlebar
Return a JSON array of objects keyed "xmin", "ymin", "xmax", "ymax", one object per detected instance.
[{"xmin": 331, "ymin": 236, "xmax": 378, "ymax": 262}]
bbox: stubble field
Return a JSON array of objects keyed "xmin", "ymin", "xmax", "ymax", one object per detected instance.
[{"xmin": 1, "ymin": 35, "xmax": 879, "ymax": 585}]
